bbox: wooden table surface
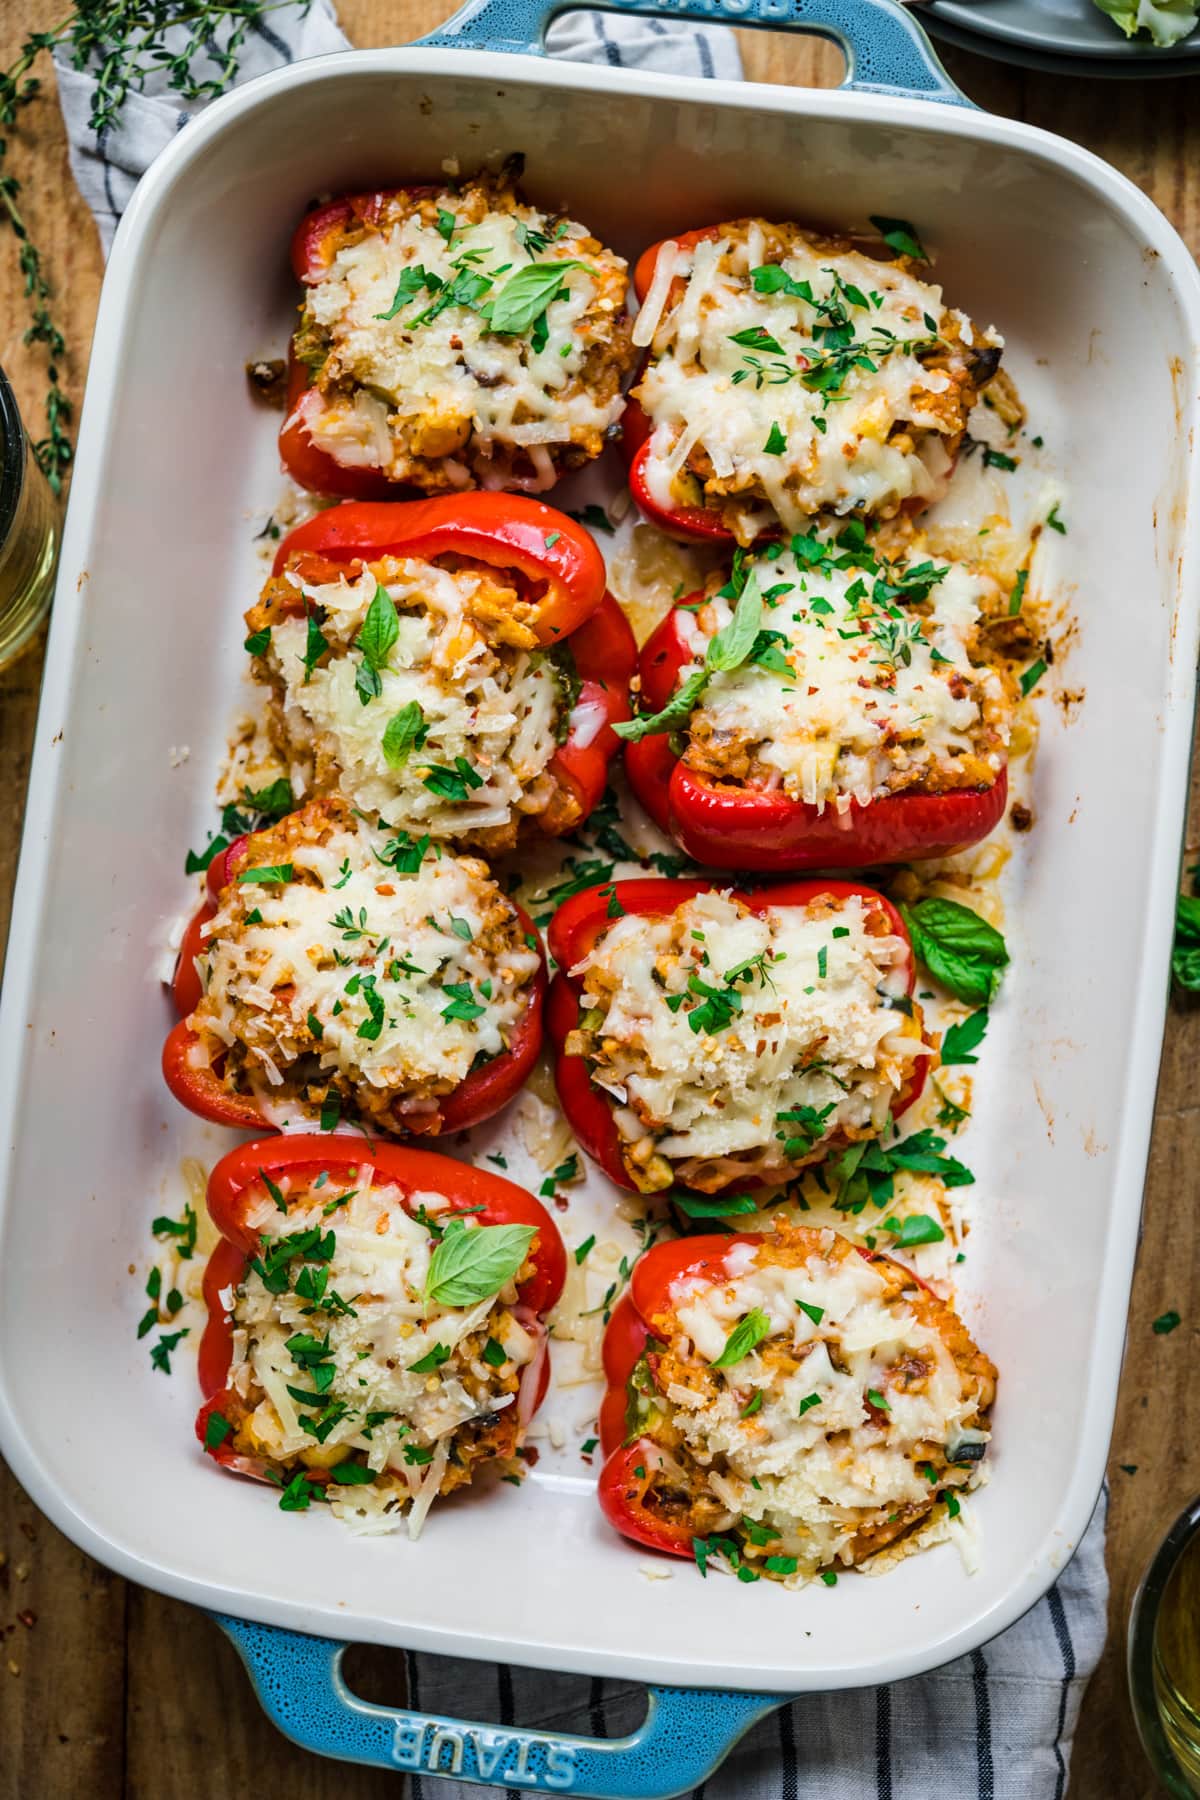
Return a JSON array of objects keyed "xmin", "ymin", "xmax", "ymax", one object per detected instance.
[{"xmin": 0, "ymin": 5, "xmax": 1197, "ymax": 1793}]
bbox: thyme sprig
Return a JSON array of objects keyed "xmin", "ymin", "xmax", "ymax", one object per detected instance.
[{"xmin": 0, "ymin": 2, "xmax": 307, "ymax": 491}]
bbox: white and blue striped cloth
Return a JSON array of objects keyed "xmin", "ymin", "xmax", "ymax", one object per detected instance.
[{"xmin": 54, "ymin": 7, "xmax": 1109, "ymax": 1792}]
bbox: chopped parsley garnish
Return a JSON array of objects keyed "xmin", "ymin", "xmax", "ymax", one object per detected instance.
[
  {"xmin": 150, "ymin": 1328, "xmax": 189, "ymax": 1374},
  {"xmin": 301, "ymin": 610, "xmax": 328, "ymax": 684},
  {"xmin": 244, "ymin": 626, "xmax": 271, "ymax": 656},
  {"xmin": 796, "ymin": 1301, "xmax": 824, "ymax": 1326},
  {"xmin": 763, "ymin": 421, "xmax": 787, "ymax": 455},
  {"xmin": 1009, "ymin": 568, "xmax": 1028, "ymax": 616},
  {"xmin": 482, "ymin": 1337, "xmax": 508, "ymax": 1367},
  {"xmin": 260, "ymin": 1169, "xmax": 287, "ymax": 1214},
  {"xmin": 236, "ymin": 864, "xmax": 293, "ymax": 886},
  {"xmin": 798, "ymin": 1392, "xmax": 821, "ymax": 1417},
  {"xmin": 1045, "ymin": 503, "xmax": 1067, "ymax": 534},
  {"xmin": 539, "ymin": 1155, "xmax": 580, "ymax": 1197},
  {"xmin": 869, "ymin": 214, "xmax": 929, "ymax": 262},
  {"xmin": 1020, "ymin": 657, "xmax": 1047, "ymax": 697},
  {"xmin": 574, "ymin": 1235, "xmax": 595, "ymax": 1264},
  {"xmin": 204, "ymin": 1412, "xmax": 233, "ymax": 1450},
  {"xmin": 982, "ymin": 447, "xmax": 1018, "ymax": 471},
  {"xmin": 567, "ymin": 503, "xmax": 613, "ymax": 535},
  {"xmin": 440, "ymin": 981, "xmax": 485, "ymax": 1023},
  {"xmin": 409, "ymin": 1343, "xmax": 452, "ymax": 1373},
  {"xmin": 152, "ymin": 1204, "xmax": 198, "ymax": 1260},
  {"xmin": 940, "ymin": 1008, "xmax": 988, "ymax": 1067},
  {"xmin": 422, "ymin": 757, "xmax": 484, "ymax": 803},
  {"xmin": 1153, "ymin": 1310, "xmax": 1182, "ymax": 1335}
]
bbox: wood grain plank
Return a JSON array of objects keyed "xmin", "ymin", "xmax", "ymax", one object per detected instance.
[{"xmin": 0, "ymin": 2, "xmax": 1196, "ymax": 1794}]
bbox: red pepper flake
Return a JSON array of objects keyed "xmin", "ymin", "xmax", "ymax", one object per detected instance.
[{"xmin": 16, "ymin": 1611, "xmax": 35, "ymax": 1630}]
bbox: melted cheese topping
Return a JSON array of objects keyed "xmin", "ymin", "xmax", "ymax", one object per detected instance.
[
  {"xmin": 227, "ymin": 1170, "xmax": 537, "ymax": 1536},
  {"xmin": 297, "ymin": 181, "xmax": 631, "ymax": 492},
  {"xmin": 192, "ymin": 803, "xmax": 539, "ymax": 1128},
  {"xmin": 645, "ymin": 1230, "xmax": 991, "ymax": 1577},
  {"xmin": 681, "ymin": 539, "xmax": 1012, "ymax": 810},
  {"xmin": 635, "ymin": 223, "xmax": 997, "ymax": 538},
  {"xmin": 262, "ymin": 560, "xmax": 563, "ymax": 841},
  {"xmin": 572, "ymin": 891, "xmax": 928, "ymax": 1190}
]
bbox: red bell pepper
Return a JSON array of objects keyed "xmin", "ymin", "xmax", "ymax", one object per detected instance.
[
  {"xmin": 280, "ymin": 188, "xmax": 440, "ymax": 498},
  {"xmin": 164, "ymin": 831, "xmax": 547, "ymax": 1136},
  {"xmin": 196, "ymin": 1133, "xmax": 567, "ymax": 1480},
  {"xmin": 596, "ymin": 1230, "xmax": 985, "ymax": 1562},
  {"xmin": 624, "ymin": 226, "xmax": 968, "ymax": 545},
  {"xmin": 267, "ymin": 498, "xmax": 635, "ymax": 834},
  {"xmin": 546, "ymin": 877, "xmax": 925, "ymax": 1193},
  {"xmin": 621, "ymin": 228, "xmax": 737, "ymax": 545},
  {"xmin": 623, "ymin": 600, "xmax": 1009, "ymax": 871}
]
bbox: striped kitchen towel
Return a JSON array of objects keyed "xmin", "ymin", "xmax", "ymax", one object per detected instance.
[
  {"xmin": 52, "ymin": 0, "xmax": 739, "ymax": 253},
  {"xmin": 403, "ymin": 1491, "xmax": 1109, "ymax": 1800},
  {"xmin": 53, "ymin": 6, "xmax": 1108, "ymax": 1795}
]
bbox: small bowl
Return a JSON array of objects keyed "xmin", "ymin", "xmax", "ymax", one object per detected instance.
[
  {"xmin": 0, "ymin": 365, "xmax": 59, "ymax": 673},
  {"xmin": 1129, "ymin": 1496, "xmax": 1200, "ymax": 1798}
]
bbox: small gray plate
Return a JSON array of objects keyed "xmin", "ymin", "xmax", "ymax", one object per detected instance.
[{"xmin": 923, "ymin": 0, "xmax": 1200, "ymax": 75}]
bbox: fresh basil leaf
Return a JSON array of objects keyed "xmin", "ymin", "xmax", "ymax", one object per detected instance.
[
  {"xmin": 899, "ymin": 897, "xmax": 1009, "ymax": 1006},
  {"xmin": 356, "ymin": 582, "xmax": 400, "ymax": 672},
  {"xmin": 487, "ymin": 261, "xmax": 588, "ymax": 335},
  {"xmin": 706, "ymin": 570, "xmax": 764, "ymax": 673},
  {"xmin": 710, "ymin": 1307, "xmax": 772, "ymax": 1369},
  {"xmin": 301, "ymin": 612, "xmax": 328, "ymax": 685},
  {"xmin": 611, "ymin": 667, "xmax": 708, "ymax": 744},
  {"xmin": 940, "ymin": 1008, "xmax": 988, "ymax": 1067},
  {"xmin": 424, "ymin": 1223, "xmax": 537, "ymax": 1306},
  {"xmin": 1173, "ymin": 893, "xmax": 1200, "ymax": 990},
  {"xmin": 382, "ymin": 701, "xmax": 429, "ymax": 769},
  {"xmin": 236, "ymin": 864, "xmax": 293, "ymax": 886},
  {"xmin": 869, "ymin": 214, "xmax": 929, "ymax": 262}
]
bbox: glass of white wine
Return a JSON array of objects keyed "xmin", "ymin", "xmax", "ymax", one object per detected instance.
[
  {"xmin": 0, "ymin": 365, "xmax": 59, "ymax": 673},
  {"xmin": 1130, "ymin": 1497, "xmax": 1200, "ymax": 1797}
]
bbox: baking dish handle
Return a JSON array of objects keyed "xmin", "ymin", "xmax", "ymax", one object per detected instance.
[
  {"xmin": 418, "ymin": 0, "xmax": 968, "ymax": 105},
  {"xmin": 216, "ymin": 1612, "xmax": 790, "ymax": 1796}
]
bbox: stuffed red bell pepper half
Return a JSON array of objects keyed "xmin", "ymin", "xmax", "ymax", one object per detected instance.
[
  {"xmin": 597, "ymin": 1225, "xmax": 996, "ymax": 1582},
  {"xmin": 281, "ymin": 166, "xmax": 636, "ymax": 499},
  {"xmin": 619, "ymin": 524, "xmax": 1014, "ymax": 871},
  {"xmin": 164, "ymin": 795, "xmax": 544, "ymax": 1135},
  {"xmin": 246, "ymin": 497, "xmax": 635, "ymax": 851},
  {"xmin": 624, "ymin": 218, "xmax": 1002, "ymax": 545},
  {"xmin": 546, "ymin": 877, "xmax": 929, "ymax": 1195},
  {"xmin": 196, "ymin": 1135, "xmax": 566, "ymax": 1533}
]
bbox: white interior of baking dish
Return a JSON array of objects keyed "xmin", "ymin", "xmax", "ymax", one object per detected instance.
[{"xmin": 0, "ymin": 49, "xmax": 1197, "ymax": 1692}]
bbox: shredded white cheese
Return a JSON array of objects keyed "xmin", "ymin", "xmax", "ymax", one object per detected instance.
[
  {"xmin": 645, "ymin": 1230, "xmax": 992, "ymax": 1578},
  {"xmin": 680, "ymin": 538, "xmax": 1012, "ymax": 810},
  {"xmin": 191, "ymin": 804, "xmax": 539, "ymax": 1126},
  {"xmin": 263, "ymin": 559, "xmax": 563, "ymax": 837},
  {"xmin": 225, "ymin": 1171, "xmax": 537, "ymax": 1538},
  {"xmin": 635, "ymin": 225, "xmax": 998, "ymax": 536},
  {"xmin": 298, "ymin": 183, "xmax": 631, "ymax": 491},
  {"xmin": 573, "ymin": 890, "xmax": 929, "ymax": 1189}
]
